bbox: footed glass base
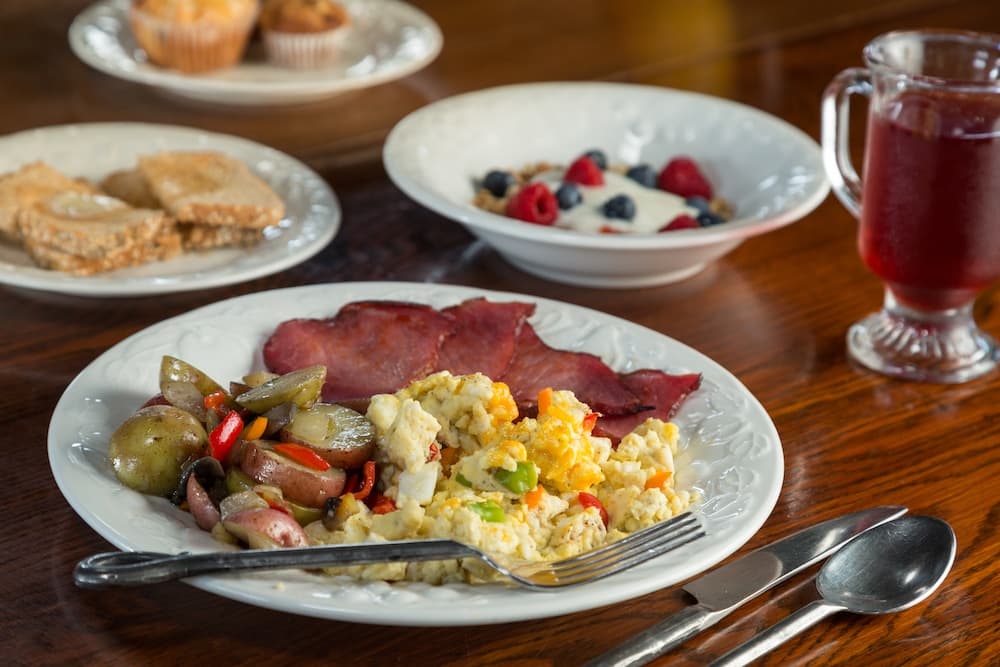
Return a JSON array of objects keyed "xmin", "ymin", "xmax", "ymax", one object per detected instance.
[{"xmin": 847, "ymin": 289, "xmax": 999, "ymax": 383}]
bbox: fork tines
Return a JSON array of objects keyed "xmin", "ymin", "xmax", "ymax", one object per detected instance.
[{"xmin": 523, "ymin": 512, "xmax": 705, "ymax": 588}]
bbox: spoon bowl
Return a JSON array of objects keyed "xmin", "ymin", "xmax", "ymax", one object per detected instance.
[
  {"xmin": 817, "ymin": 515, "xmax": 957, "ymax": 614},
  {"xmin": 712, "ymin": 515, "xmax": 957, "ymax": 666}
]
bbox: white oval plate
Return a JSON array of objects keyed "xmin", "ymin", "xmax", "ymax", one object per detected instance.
[
  {"xmin": 49, "ymin": 282, "xmax": 783, "ymax": 626},
  {"xmin": 0, "ymin": 123, "xmax": 339, "ymax": 297},
  {"xmin": 68, "ymin": 0, "xmax": 443, "ymax": 106},
  {"xmin": 384, "ymin": 82, "xmax": 829, "ymax": 288}
]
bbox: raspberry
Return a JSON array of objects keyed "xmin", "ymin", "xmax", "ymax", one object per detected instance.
[
  {"xmin": 658, "ymin": 157, "xmax": 713, "ymax": 199},
  {"xmin": 659, "ymin": 214, "xmax": 699, "ymax": 232},
  {"xmin": 505, "ymin": 183, "xmax": 558, "ymax": 225},
  {"xmin": 564, "ymin": 156, "xmax": 604, "ymax": 186}
]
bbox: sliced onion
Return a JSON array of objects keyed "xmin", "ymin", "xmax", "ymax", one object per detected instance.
[
  {"xmin": 229, "ymin": 381, "xmax": 251, "ymax": 398},
  {"xmin": 219, "ymin": 489, "xmax": 268, "ymax": 520},
  {"xmin": 161, "ymin": 381, "xmax": 207, "ymax": 422}
]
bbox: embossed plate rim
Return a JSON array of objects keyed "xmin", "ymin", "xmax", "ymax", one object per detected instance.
[
  {"xmin": 0, "ymin": 122, "xmax": 339, "ymax": 296},
  {"xmin": 48, "ymin": 282, "xmax": 783, "ymax": 625}
]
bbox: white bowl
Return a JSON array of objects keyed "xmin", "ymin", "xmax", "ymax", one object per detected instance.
[{"xmin": 383, "ymin": 82, "xmax": 829, "ymax": 288}]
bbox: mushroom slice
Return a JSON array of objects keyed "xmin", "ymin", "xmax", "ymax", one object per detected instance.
[{"xmin": 171, "ymin": 457, "xmax": 226, "ymax": 506}]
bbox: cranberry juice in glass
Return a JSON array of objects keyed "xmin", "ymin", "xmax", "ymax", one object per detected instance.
[
  {"xmin": 859, "ymin": 90, "xmax": 1000, "ymax": 312},
  {"xmin": 823, "ymin": 30, "xmax": 1000, "ymax": 382}
]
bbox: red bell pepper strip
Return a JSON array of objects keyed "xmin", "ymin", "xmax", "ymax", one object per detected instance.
[
  {"xmin": 344, "ymin": 471, "xmax": 360, "ymax": 494},
  {"xmin": 370, "ymin": 494, "xmax": 396, "ymax": 515},
  {"xmin": 203, "ymin": 390, "xmax": 227, "ymax": 412},
  {"xmin": 353, "ymin": 460, "xmax": 376, "ymax": 501},
  {"xmin": 208, "ymin": 410, "xmax": 243, "ymax": 462},
  {"xmin": 582, "ymin": 412, "xmax": 599, "ymax": 433},
  {"xmin": 272, "ymin": 443, "xmax": 331, "ymax": 471},
  {"xmin": 265, "ymin": 498, "xmax": 292, "ymax": 516},
  {"xmin": 578, "ymin": 492, "xmax": 609, "ymax": 528}
]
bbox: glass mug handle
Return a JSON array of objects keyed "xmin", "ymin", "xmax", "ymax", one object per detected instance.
[{"xmin": 821, "ymin": 68, "xmax": 873, "ymax": 218}]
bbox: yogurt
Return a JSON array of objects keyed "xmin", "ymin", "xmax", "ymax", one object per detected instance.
[{"xmin": 531, "ymin": 170, "xmax": 698, "ymax": 234}]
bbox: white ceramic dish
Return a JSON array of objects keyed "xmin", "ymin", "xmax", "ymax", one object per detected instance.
[
  {"xmin": 68, "ymin": 0, "xmax": 443, "ymax": 106},
  {"xmin": 0, "ymin": 123, "xmax": 338, "ymax": 297},
  {"xmin": 383, "ymin": 82, "xmax": 830, "ymax": 288},
  {"xmin": 49, "ymin": 282, "xmax": 783, "ymax": 626}
]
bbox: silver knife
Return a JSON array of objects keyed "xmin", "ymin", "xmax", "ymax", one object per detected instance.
[{"xmin": 584, "ymin": 505, "xmax": 907, "ymax": 667}]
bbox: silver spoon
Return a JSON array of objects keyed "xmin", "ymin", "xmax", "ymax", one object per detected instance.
[{"xmin": 711, "ymin": 515, "xmax": 956, "ymax": 667}]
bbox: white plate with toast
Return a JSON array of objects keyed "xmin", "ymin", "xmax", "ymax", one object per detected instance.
[
  {"xmin": 68, "ymin": 0, "xmax": 443, "ymax": 106},
  {"xmin": 0, "ymin": 123, "xmax": 339, "ymax": 297}
]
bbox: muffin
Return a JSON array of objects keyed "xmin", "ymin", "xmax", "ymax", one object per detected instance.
[
  {"xmin": 129, "ymin": 0, "xmax": 258, "ymax": 74},
  {"xmin": 259, "ymin": 0, "xmax": 351, "ymax": 69}
]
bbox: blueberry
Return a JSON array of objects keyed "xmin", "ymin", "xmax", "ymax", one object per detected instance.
[
  {"xmin": 696, "ymin": 211, "xmax": 725, "ymax": 227},
  {"xmin": 583, "ymin": 149, "xmax": 608, "ymax": 170},
  {"xmin": 482, "ymin": 170, "xmax": 515, "ymax": 197},
  {"xmin": 602, "ymin": 194, "xmax": 636, "ymax": 221},
  {"xmin": 555, "ymin": 182, "xmax": 582, "ymax": 210},
  {"xmin": 685, "ymin": 196, "xmax": 711, "ymax": 213},
  {"xmin": 625, "ymin": 164, "xmax": 657, "ymax": 188}
]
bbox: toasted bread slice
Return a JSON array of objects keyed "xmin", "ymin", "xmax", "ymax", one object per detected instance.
[
  {"xmin": 178, "ymin": 222, "xmax": 264, "ymax": 250},
  {"xmin": 17, "ymin": 191, "xmax": 168, "ymax": 259},
  {"xmin": 23, "ymin": 225, "xmax": 182, "ymax": 276},
  {"xmin": 0, "ymin": 162, "xmax": 100, "ymax": 240},
  {"xmin": 99, "ymin": 168, "xmax": 162, "ymax": 209},
  {"xmin": 139, "ymin": 151, "xmax": 284, "ymax": 229},
  {"xmin": 101, "ymin": 167, "xmax": 266, "ymax": 250}
]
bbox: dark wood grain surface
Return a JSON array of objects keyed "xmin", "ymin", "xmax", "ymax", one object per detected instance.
[{"xmin": 2, "ymin": 1, "xmax": 998, "ymax": 665}]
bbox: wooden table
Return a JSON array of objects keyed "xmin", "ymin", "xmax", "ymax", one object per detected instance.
[{"xmin": 2, "ymin": 1, "xmax": 998, "ymax": 665}]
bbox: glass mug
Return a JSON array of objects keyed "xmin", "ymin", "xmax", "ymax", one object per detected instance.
[{"xmin": 822, "ymin": 29, "xmax": 1000, "ymax": 383}]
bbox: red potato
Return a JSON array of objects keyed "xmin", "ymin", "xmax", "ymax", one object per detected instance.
[
  {"xmin": 240, "ymin": 440, "xmax": 346, "ymax": 508},
  {"xmin": 186, "ymin": 475, "xmax": 221, "ymax": 531},
  {"xmin": 223, "ymin": 508, "xmax": 309, "ymax": 548},
  {"xmin": 278, "ymin": 403, "xmax": 375, "ymax": 469}
]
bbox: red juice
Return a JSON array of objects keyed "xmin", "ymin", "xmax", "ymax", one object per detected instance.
[{"xmin": 859, "ymin": 89, "xmax": 1000, "ymax": 311}]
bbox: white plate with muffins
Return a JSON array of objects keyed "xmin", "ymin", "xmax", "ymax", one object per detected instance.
[
  {"xmin": 68, "ymin": 0, "xmax": 443, "ymax": 106},
  {"xmin": 0, "ymin": 122, "xmax": 340, "ymax": 296}
]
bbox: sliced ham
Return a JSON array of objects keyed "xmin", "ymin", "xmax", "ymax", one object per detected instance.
[
  {"xmin": 436, "ymin": 298, "xmax": 536, "ymax": 378},
  {"xmin": 261, "ymin": 298, "xmax": 702, "ymax": 437},
  {"xmin": 593, "ymin": 369, "xmax": 702, "ymax": 443},
  {"xmin": 263, "ymin": 301, "xmax": 455, "ymax": 404},
  {"xmin": 500, "ymin": 324, "xmax": 642, "ymax": 417}
]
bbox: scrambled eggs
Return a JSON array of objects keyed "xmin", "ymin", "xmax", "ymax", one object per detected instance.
[{"xmin": 305, "ymin": 371, "xmax": 693, "ymax": 584}]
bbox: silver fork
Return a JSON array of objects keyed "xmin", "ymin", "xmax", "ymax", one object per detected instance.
[{"xmin": 74, "ymin": 511, "xmax": 704, "ymax": 590}]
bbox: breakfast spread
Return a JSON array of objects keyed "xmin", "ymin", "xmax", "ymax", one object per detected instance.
[
  {"xmin": 128, "ymin": 0, "xmax": 352, "ymax": 73},
  {"xmin": 0, "ymin": 151, "xmax": 285, "ymax": 275},
  {"xmin": 105, "ymin": 298, "xmax": 700, "ymax": 584},
  {"xmin": 473, "ymin": 150, "xmax": 733, "ymax": 233}
]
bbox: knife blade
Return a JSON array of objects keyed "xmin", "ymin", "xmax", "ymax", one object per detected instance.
[{"xmin": 584, "ymin": 505, "xmax": 907, "ymax": 667}]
